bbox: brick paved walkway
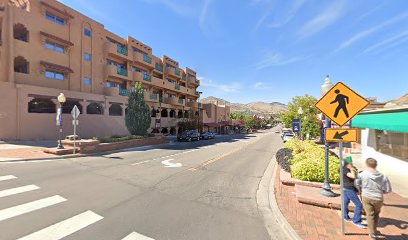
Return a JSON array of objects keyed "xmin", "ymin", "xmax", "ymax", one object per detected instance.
[{"xmin": 274, "ymin": 167, "xmax": 408, "ymax": 240}]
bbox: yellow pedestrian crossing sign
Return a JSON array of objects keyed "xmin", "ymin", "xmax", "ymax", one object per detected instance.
[
  {"xmin": 315, "ymin": 82, "xmax": 369, "ymax": 127},
  {"xmin": 325, "ymin": 128, "xmax": 358, "ymax": 142}
]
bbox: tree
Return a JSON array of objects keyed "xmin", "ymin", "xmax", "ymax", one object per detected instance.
[
  {"xmin": 125, "ymin": 83, "xmax": 151, "ymax": 136},
  {"xmin": 281, "ymin": 94, "xmax": 322, "ymax": 139}
]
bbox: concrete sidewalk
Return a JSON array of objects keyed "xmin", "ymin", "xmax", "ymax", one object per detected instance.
[{"xmin": 0, "ymin": 140, "xmax": 60, "ymax": 161}]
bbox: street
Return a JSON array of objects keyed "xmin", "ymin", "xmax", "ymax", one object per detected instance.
[{"xmin": 0, "ymin": 131, "xmax": 283, "ymax": 240}]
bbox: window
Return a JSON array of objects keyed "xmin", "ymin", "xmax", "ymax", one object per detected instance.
[
  {"xmin": 62, "ymin": 101, "xmax": 82, "ymax": 114},
  {"xmin": 375, "ymin": 130, "xmax": 408, "ymax": 161},
  {"xmin": 45, "ymin": 70, "xmax": 64, "ymax": 80},
  {"xmin": 13, "ymin": 23, "xmax": 29, "ymax": 42},
  {"xmin": 87, "ymin": 102, "xmax": 104, "ymax": 115},
  {"xmin": 28, "ymin": 98, "xmax": 56, "ymax": 113},
  {"xmin": 106, "ymin": 81, "xmax": 118, "ymax": 88},
  {"xmin": 14, "ymin": 56, "xmax": 29, "ymax": 74},
  {"xmin": 46, "ymin": 12, "xmax": 65, "ymax": 26},
  {"xmin": 132, "ymin": 67, "xmax": 141, "ymax": 72},
  {"xmin": 45, "ymin": 41, "xmax": 64, "ymax": 53},
  {"xmin": 83, "ymin": 78, "xmax": 92, "ymax": 86},
  {"xmin": 84, "ymin": 28, "xmax": 92, "ymax": 37},
  {"xmin": 84, "ymin": 53, "xmax": 92, "ymax": 61}
]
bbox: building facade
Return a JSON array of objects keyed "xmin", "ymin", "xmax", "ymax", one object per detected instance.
[
  {"xmin": 201, "ymin": 101, "xmax": 231, "ymax": 134},
  {"xmin": 0, "ymin": 0, "xmax": 201, "ymax": 140}
]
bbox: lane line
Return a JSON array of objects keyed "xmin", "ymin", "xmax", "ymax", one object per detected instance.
[
  {"xmin": 17, "ymin": 210, "xmax": 103, "ymax": 240},
  {"xmin": 0, "ymin": 185, "xmax": 40, "ymax": 198},
  {"xmin": 0, "ymin": 195, "xmax": 67, "ymax": 222},
  {"xmin": 122, "ymin": 231, "xmax": 155, "ymax": 240},
  {"xmin": 131, "ymin": 160, "xmax": 152, "ymax": 166},
  {"xmin": 0, "ymin": 175, "xmax": 17, "ymax": 181}
]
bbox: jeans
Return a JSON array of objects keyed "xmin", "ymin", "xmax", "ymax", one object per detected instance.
[{"xmin": 344, "ymin": 188, "xmax": 363, "ymax": 224}]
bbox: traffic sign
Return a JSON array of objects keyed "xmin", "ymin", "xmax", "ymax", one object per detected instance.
[
  {"xmin": 71, "ymin": 105, "xmax": 80, "ymax": 119},
  {"xmin": 315, "ymin": 82, "xmax": 369, "ymax": 127},
  {"xmin": 325, "ymin": 128, "xmax": 358, "ymax": 142}
]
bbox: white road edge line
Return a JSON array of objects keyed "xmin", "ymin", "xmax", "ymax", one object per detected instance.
[
  {"xmin": 17, "ymin": 210, "xmax": 103, "ymax": 240},
  {"xmin": 122, "ymin": 231, "xmax": 155, "ymax": 240},
  {"xmin": 0, "ymin": 185, "xmax": 40, "ymax": 198},
  {"xmin": 0, "ymin": 175, "xmax": 17, "ymax": 181},
  {"xmin": 131, "ymin": 160, "xmax": 151, "ymax": 166},
  {"xmin": 0, "ymin": 195, "xmax": 67, "ymax": 222}
]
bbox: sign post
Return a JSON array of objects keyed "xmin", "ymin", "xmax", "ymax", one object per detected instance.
[
  {"xmin": 71, "ymin": 105, "xmax": 80, "ymax": 154},
  {"xmin": 316, "ymin": 82, "xmax": 369, "ymax": 235}
]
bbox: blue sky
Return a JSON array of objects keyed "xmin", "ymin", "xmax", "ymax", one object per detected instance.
[{"xmin": 59, "ymin": 0, "xmax": 408, "ymax": 104}]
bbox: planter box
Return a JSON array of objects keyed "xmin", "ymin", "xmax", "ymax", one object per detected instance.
[{"xmin": 86, "ymin": 136, "xmax": 167, "ymax": 153}]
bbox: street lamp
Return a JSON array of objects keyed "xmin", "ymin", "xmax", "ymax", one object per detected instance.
[
  {"xmin": 57, "ymin": 93, "xmax": 66, "ymax": 149},
  {"xmin": 298, "ymin": 107, "xmax": 303, "ymax": 140},
  {"xmin": 320, "ymin": 75, "xmax": 336, "ymax": 197}
]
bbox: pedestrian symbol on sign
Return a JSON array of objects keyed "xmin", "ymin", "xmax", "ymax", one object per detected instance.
[{"xmin": 330, "ymin": 89, "xmax": 349, "ymax": 118}]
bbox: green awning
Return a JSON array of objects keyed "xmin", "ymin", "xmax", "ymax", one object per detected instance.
[{"xmin": 352, "ymin": 110, "xmax": 408, "ymax": 132}]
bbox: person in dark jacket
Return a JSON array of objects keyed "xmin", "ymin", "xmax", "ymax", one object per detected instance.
[
  {"xmin": 343, "ymin": 157, "xmax": 366, "ymax": 228},
  {"xmin": 357, "ymin": 158, "xmax": 392, "ymax": 239}
]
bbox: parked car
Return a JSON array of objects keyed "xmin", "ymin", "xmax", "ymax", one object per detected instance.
[
  {"xmin": 275, "ymin": 130, "xmax": 280, "ymax": 133},
  {"xmin": 201, "ymin": 132, "xmax": 216, "ymax": 140},
  {"xmin": 177, "ymin": 130, "xmax": 200, "ymax": 142},
  {"xmin": 283, "ymin": 133, "xmax": 294, "ymax": 143}
]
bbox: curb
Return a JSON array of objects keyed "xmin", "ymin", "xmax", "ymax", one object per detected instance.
[{"xmin": 256, "ymin": 155, "xmax": 301, "ymax": 240}]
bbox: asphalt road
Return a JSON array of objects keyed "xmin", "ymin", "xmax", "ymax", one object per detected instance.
[{"xmin": 0, "ymin": 130, "xmax": 284, "ymax": 240}]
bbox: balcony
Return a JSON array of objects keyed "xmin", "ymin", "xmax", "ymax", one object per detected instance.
[
  {"xmin": 175, "ymin": 84, "xmax": 181, "ymax": 91},
  {"xmin": 119, "ymin": 88, "xmax": 130, "ymax": 97},
  {"xmin": 178, "ymin": 99, "xmax": 185, "ymax": 105},
  {"xmin": 134, "ymin": 51, "xmax": 154, "ymax": 68},
  {"xmin": 144, "ymin": 92, "xmax": 159, "ymax": 102},
  {"xmin": 155, "ymin": 63, "xmax": 163, "ymax": 73},
  {"xmin": 105, "ymin": 42, "xmax": 129, "ymax": 60},
  {"xmin": 181, "ymin": 75, "xmax": 186, "ymax": 81},
  {"xmin": 165, "ymin": 67, "xmax": 181, "ymax": 79},
  {"xmin": 164, "ymin": 97, "xmax": 179, "ymax": 105},
  {"xmin": 104, "ymin": 87, "xmax": 119, "ymax": 97},
  {"xmin": 152, "ymin": 76, "xmax": 164, "ymax": 87},
  {"xmin": 186, "ymin": 101, "xmax": 198, "ymax": 108},
  {"xmin": 106, "ymin": 65, "xmax": 130, "ymax": 80},
  {"xmin": 195, "ymin": 91, "xmax": 200, "ymax": 96},
  {"xmin": 163, "ymin": 80, "xmax": 176, "ymax": 90},
  {"xmin": 188, "ymin": 76, "xmax": 200, "ymax": 85},
  {"xmin": 133, "ymin": 71, "xmax": 152, "ymax": 83}
]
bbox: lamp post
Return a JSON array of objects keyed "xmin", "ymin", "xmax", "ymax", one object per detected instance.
[
  {"xmin": 298, "ymin": 107, "xmax": 303, "ymax": 140},
  {"xmin": 57, "ymin": 93, "xmax": 66, "ymax": 149},
  {"xmin": 320, "ymin": 75, "xmax": 336, "ymax": 197}
]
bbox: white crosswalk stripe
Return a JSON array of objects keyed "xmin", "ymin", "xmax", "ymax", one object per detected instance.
[
  {"xmin": 122, "ymin": 231, "xmax": 155, "ymax": 240},
  {"xmin": 0, "ymin": 195, "xmax": 66, "ymax": 221},
  {"xmin": 17, "ymin": 210, "xmax": 103, "ymax": 240},
  {"xmin": 0, "ymin": 175, "xmax": 17, "ymax": 181},
  {"xmin": 0, "ymin": 185, "xmax": 40, "ymax": 198}
]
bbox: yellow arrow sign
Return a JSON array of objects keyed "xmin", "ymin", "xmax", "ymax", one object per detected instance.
[
  {"xmin": 325, "ymin": 128, "xmax": 358, "ymax": 142},
  {"xmin": 315, "ymin": 82, "xmax": 369, "ymax": 127}
]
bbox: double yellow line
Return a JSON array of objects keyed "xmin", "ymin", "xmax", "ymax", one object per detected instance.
[{"xmin": 188, "ymin": 136, "xmax": 263, "ymax": 172}]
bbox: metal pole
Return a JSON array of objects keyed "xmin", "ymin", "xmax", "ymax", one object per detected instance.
[
  {"xmin": 73, "ymin": 121, "xmax": 76, "ymax": 154},
  {"xmin": 321, "ymin": 116, "xmax": 336, "ymax": 197},
  {"xmin": 339, "ymin": 141, "xmax": 345, "ymax": 235},
  {"xmin": 57, "ymin": 105, "xmax": 64, "ymax": 149},
  {"xmin": 299, "ymin": 114, "xmax": 302, "ymax": 140}
]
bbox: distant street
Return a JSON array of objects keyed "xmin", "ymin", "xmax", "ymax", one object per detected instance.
[{"xmin": 0, "ymin": 130, "xmax": 284, "ymax": 240}]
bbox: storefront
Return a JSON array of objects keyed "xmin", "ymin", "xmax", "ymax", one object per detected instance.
[{"xmin": 351, "ymin": 108, "xmax": 408, "ymax": 174}]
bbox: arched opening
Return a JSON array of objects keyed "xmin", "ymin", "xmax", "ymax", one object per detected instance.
[
  {"xmin": 125, "ymin": 107, "xmax": 128, "ymax": 115},
  {"xmin": 177, "ymin": 110, "xmax": 183, "ymax": 118},
  {"xmin": 28, "ymin": 98, "xmax": 56, "ymax": 113},
  {"xmin": 169, "ymin": 109, "xmax": 176, "ymax": 118},
  {"xmin": 14, "ymin": 56, "xmax": 29, "ymax": 74},
  {"xmin": 151, "ymin": 108, "xmax": 157, "ymax": 117},
  {"xmin": 161, "ymin": 108, "xmax": 168, "ymax": 118},
  {"xmin": 161, "ymin": 128, "xmax": 169, "ymax": 135},
  {"xmin": 10, "ymin": 0, "xmax": 31, "ymax": 11},
  {"xmin": 109, "ymin": 103, "xmax": 123, "ymax": 116},
  {"xmin": 87, "ymin": 102, "xmax": 104, "ymax": 115},
  {"xmin": 13, "ymin": 23, "xmax": 29, "ymax": 42},
  {"xmin": 170, "ymin": 127, "xmax": 176, "ymax": 135},
  {"xmin": 62, "ymin": 101, "xmax": 82, "ymax": 114},
  {"xmin": 151, "ymin": 128, "xmax": 159, "ymax": 134},
  {"xmin": 195, "ymin": 111, "xmax": 199, "ymax": 116},
  {"xmin": 184, "ymin": 110, "xmax": 189, "ymax": 118}
]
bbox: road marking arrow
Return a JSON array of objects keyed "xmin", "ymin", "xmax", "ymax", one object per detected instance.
[
  {"xmin": 161, "ymin": 159, "xmax": 182, "ymax": 168},
  {"xmin": 333, "ymin": 131, "xmax": 349, "ymax": 140}
]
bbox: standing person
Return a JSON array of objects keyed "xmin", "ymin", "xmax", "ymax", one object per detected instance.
[
  {"xmin": 358, "ymin": 158, "xmax": 392, "ymax": 239},
  {"xmin": 342, "ymin": 157, "xmax": 366, "ymax": 228}
]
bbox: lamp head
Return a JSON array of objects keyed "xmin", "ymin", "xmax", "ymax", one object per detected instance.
[
  {"xmin": 57, "ymin": 93, "xmax": 66, "ymax": 104},
  {"xmin": 298, "ymin": 107, "xmax": 303, "ymax": 115}
]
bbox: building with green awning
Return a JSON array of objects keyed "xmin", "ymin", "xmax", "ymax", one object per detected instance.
[{"xmin": 351, "ymin": 107, "xmax": 408, "ymax": 171}]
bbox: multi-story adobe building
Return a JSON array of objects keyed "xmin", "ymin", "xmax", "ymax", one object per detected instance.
[
  {"xmin": 0, "ymin": 0, "xmax": 201, "ymax": 140},
  {"xmin": 201, "ymin": 101, "xmax": 231, "ymax": 134}
]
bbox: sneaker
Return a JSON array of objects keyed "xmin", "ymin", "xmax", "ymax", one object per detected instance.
[
  {"xmin": 344, "ymin": 218, "xmax": 352, "ymax": 222},
  {"xmin": 353, "ymin": 222, "xmax": 367, "ymax": 229},
  {"xmin": 369, "ymin": 233, "xmax": 377, "ymax": 239}
]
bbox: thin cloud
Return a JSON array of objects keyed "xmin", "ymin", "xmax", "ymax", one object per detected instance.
[
  {"xmin": 362, "ymin": 31, "xmax": 408, "ymax": 54},
  {"xmin": 142, "ymin": 0, "xmax": 195, "ymax": 17},
  {"xmin": 335, "ymin": 11, "xmax": 408, "ymax": 52},
  {"xmin": 268, "ymin": 0, "xmax": 306, "ymax": 28},
  {"xmin": 254, "ymin": 82, "xmax": 272, "ymax": 90},
  {"xmin": 254, "ymin": 52, "xmax": 304, "ymax": 70},
  {"xmin": 297, "ymin": 1, "xmax": 348, "ymax": 39},
  {"xmin": 199, "ymin": 77, "xmax": 241, "ymax": 93}
]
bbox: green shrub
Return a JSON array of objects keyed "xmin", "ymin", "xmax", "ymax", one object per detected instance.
[
  {"xmin": 286, "ymin": 140, "xmax": 340, "ymax": 184},
  {"xmin": 97, "ymin": 135, "xmax": 144, "ymax": 143}
]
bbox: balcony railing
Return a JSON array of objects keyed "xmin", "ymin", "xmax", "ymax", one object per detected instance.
[
  {"xmin": 175, "ymin": 84, "xmax": 180, "ymax": 90},
  {"xmin": 150, "ymin": 93, "xmax": 158, "ymax": 100},
  {"xmin": 178, "ymin": 99, "xmax": 184, "ymax": 105},
  {"xmin": 159, "ymin": 97, "xmax": 163, "ymax": 103},
  {"xmin": 144, "ymin": 55, "xmax": 152, "ymax": 64},
  {"xmin": 143, "ymin": 74, "xmax": 152, "ymax": 82},
  {"xmin": 195, "ymin": 78, "xmax": 199, "ymax": 84},
  {"xmin": 119, "ymin": 88, "xmax": 130, "ymax": 96},
  {"xmin": 182, "ymin": 76, "xmax": 186, "ymax": 81},
  {"xmin": 175, "ymin": 69, "xmax": 181, "ymax": 76},
  {"xmin": 195, "ymin": 91, "xmax": 200, "ymax": 96},
  {"xmin": 155, "ymin": 64, "xmax": 163, "ymax": 72},
  {"xmin": 117, "ymin": 68, "xmax": 128, "ymax": 77},
  {"xmin": 117, "ymin": 45, "xmax": 128, "ymax": 56}
]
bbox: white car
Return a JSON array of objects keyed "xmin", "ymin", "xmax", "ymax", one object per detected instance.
[{"xmin": 283, "ymin": 134, "xmax": 294, "ymax": 143}]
